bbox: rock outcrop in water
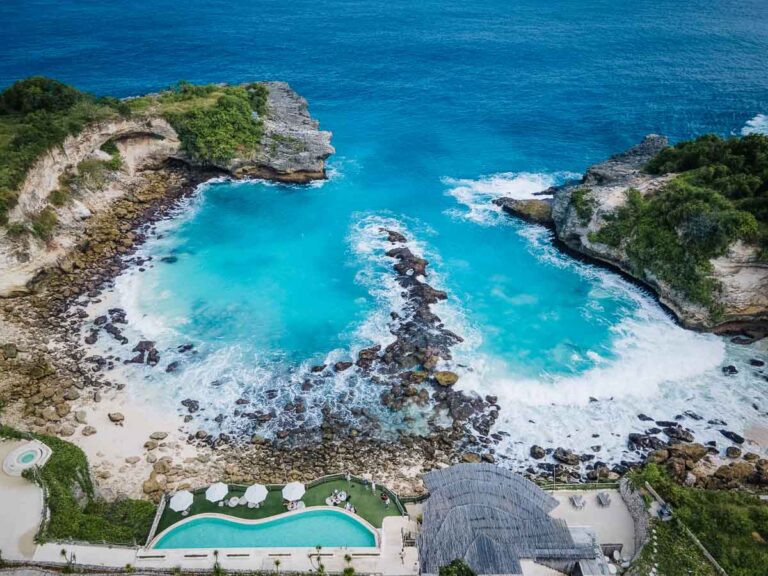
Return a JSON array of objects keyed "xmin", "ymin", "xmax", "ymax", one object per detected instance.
[
  {"xmin": 224, "ymin": 82, "xmax": 334, "ymax": 183},
  {"xmin": 496, "ymin": 135, "xmax": 768, "ymax": 337}
]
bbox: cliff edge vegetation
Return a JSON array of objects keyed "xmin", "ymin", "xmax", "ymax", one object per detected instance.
[
  {"xmin": 0, "ymin": 77, "xmax": 270, "ymax": 227},
  {"xmin": 593, "ymin": 135, "xmax": 767, "ymax": 314},
  {"xmin": 0, "ymin": 76, "xmax": 333, "ymax": 296},
  {"xmin": 496, "ymin": 133, "xmax": 768, "ymax": 334}
]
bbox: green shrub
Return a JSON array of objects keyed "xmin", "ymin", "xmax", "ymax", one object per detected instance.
[
  {"xmin": 30, "ymin": 207, "xmax": 58, "ymax": 241},
  {"xmin": 49, "ymin": 188, "xmax": 69, "ymax": 207},
  {"xmin": 100, "ymin": 139, "xmax": 119, "ymax": 156},
  {"xmin": 0, "ymin": 77, "xmax": 128, "ymax": 223},
  {"xmin": 631, "ymin": 465, "xmax": 768, "ymax": 576},
  {"xmin": 245, "ymin": 82, "xmax": 269, "ymax": 117},
  {"xmin": 646, "ymin": 133, "xmax": 768, "ymax": 252},
  {"xmin": 0, "ymin": 77, "xmax": 85, "ymax": 115},
  {"xmin": 571, "ymin": 187, "xmax": 597, "ymax": 224},
  {"xmin": 439, "ymin": 559, "xmax": 476, "ymax": 576},
  {"xmin": 6, "ymin": 221, "xmax": 29, "ymax": 236},
  {"xmin": 166, "ymin": 92, "xmax": 262, "ymax": 164},
  {"xmin": 590, "ymin": 135, "xmax": 767, "ymax": 312}
]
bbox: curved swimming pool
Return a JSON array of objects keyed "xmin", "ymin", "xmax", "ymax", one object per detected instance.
[{"xmin": 152, "ymin": 509, "xmax": 377, "ymax": 549}]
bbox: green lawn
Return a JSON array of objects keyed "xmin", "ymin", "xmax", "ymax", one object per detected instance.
[{"xmin": 155, "ymin": 479, "xmax": 401, "ymax": 535}]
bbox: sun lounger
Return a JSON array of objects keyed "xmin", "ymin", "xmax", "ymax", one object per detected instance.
[
  {"xmin": 597, "ymin": 492, "xmax": 611, "ymax": 507},
  {"xmin": 570, "ymin": 495, "xmax": 585, "ymax": 509}
]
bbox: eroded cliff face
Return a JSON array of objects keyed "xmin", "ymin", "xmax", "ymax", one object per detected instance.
[
  {"xmin": 498, "ymin": 135, "xmax": 768, "ymax": 333},
  {"xmin": 0, "ymin": 118, "xmax": 180, "ymax": 296},
  {"xmin": 0, "ymin": 83, "xmax": 333, "ymax": 297}
]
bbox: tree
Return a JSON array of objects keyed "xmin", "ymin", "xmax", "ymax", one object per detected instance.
[{"xmin": 439, "ymin": 559, "xmax": 476, "ymax": 576}]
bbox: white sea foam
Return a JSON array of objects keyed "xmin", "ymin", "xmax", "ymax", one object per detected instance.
[
  {"xmin": 442, "ymin": 171, "xmax": 579, "ymax": 225},
  {"xmin": 442, "ymin": 171, "xmax": 768, "ymax": 466},
  {"xmin": 741, "ymin": 113, "xmax": 768, "ymax": 136}
]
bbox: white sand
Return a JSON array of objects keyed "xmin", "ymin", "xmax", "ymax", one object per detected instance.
[
  {"xmin": 0, "ymin": 440, "xmax": 44, "ymax": 559},
  {"xmin": 68, "ymin": 387, "xmax": 199, "ymax": 498},
  {"xmin": 744, "ymin": 422, "xmax": 768, "ymax": 454}
]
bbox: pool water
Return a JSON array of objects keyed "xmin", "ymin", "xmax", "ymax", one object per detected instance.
[
  {"xmin": 153, "ymin": 509, "xmax": 377, "ymax": 549},
  {"xmin": 18, "ymin": 451, "xmax": 38, "ymax": 464}
]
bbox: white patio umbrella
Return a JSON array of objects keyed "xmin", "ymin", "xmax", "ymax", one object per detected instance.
[
  {"xmin": 282, "ymin": 481, "xmax": 305, "ymax": 502},
  {"xmin": 169, "ymin": 490, "xmax": 193, "ymax": 512},
  {"xmin": 205, "ymin": 482, "xmax": 229, "ymax": 502},
  {"xmin": 244, "ymin": 483, "xmax": 268, "ymax": 505}
]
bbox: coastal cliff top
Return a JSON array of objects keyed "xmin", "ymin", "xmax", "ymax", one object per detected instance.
[
  {"xmin": 0, "ymin": 77, "xmax": 334, "ymax": 228},
  {"xmin": 495, "ymin": 132, "xmax": 768, "ymax": 332}
]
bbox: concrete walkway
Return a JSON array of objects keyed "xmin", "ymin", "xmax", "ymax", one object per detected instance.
[{"xmin": 0, "ymin": 441, "xmax": 44, "ymax": 560}]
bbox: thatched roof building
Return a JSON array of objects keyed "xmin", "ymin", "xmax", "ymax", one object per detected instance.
[{"xmin": 418, "ymin": 464, "xmax": 598, "ymax": 576}]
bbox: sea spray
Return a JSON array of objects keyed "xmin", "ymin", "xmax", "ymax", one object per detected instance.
[
  {"xmin": 443, "ymin": 171, "xmax": 579, "ymax": 226},
  {"xmin": 742, "ymin": 113, "xmax": 768, "ymax": 136}
]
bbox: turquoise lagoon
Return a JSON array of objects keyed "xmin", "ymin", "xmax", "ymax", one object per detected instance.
[{"xmin": 3, "ymin": 0, "xmax": 767, "ymax": 465}]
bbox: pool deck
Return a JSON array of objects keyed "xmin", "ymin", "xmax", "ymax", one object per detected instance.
[
  {"xmin": 31, "ymin": 515, "xmax": 419, "ymax": 574},
  {"xmin": 0, "ymin": 440, "xmax": 45, "ymax": 560},
  {"xmin": 155, "ymin": 478, "xmax": 401, "ymax": 534},
  {"xmin": 549, "ymin": 488, "xmax": 636, "ymax": 559}
]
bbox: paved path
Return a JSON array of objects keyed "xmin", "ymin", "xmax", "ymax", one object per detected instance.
[{"xmin": 0, "ymin": 441, "xmax": 43, "ymax": 560}]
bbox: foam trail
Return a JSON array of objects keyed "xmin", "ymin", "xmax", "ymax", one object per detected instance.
[{"xmin": 742, "ymin": 114, "xmax": 768, "ymax": 136}]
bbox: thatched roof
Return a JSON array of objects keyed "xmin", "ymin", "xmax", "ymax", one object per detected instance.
[{"xmin": 418, "ymin": 464, "xmax": 595, "ymax": 576}]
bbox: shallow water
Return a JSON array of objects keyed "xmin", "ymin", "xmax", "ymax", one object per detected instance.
[{"xmin": 3, "ymin": 0, "xmax": 768, "ymax": 464}]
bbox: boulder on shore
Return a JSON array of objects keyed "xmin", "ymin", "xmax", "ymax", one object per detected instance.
[
  {"xmin": 434, "ymin": 371, "xmax": 459, "ymax": 387},
  {"xmin": 530, "ymin": 445, "xmax": 546, "ymax": 459},
  {"xmin": 553, "ymin": 447, "xmax": 580, "ymax": 466}
]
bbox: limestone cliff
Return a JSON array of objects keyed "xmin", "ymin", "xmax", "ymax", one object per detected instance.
[
  {"xmin": 497, "ymin": 135, "xmax": 768, "ymax": 334},
  {"xmin": 0, "ymin": 82, "xmax": 333, "ymax": 297}
]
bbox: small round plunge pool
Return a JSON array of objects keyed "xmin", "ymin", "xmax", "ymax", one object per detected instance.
[{"xmin": 2, "ymin": 440, "xmax": 52, "ymax": 476}]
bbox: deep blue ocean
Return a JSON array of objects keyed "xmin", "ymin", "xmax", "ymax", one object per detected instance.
[{"xmin": 3, "ymin": 0, "xmax": 767, "ymax": 463}]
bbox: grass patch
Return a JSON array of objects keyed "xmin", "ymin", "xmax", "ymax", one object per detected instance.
[
  {"xmin": 631, "ymin": 519, "xmax": 717, "ymax": 576},
  {"xmin": 0, "ymin": 425, "xmax": 156, "ymax": 545},
  {"xmin": 155, "ymin": 478, "xmax": 400, "ymax": 535},
  {"xmin": 631, "ymin": 465, "xmax": 768, "ymax": 576}
]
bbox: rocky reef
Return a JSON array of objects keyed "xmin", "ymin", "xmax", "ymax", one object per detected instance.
[{"xmin": 496, "ymin": 135, "xmax": 768, "ymax": 337}]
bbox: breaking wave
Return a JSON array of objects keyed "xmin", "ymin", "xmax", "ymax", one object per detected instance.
[
  {"xmin": 742, "ymin": 113, "xmax": 768, "ymax": 136},
  {"xmin": 442, "ymin": 171, "xmax": 579, "ymax": 225}
]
